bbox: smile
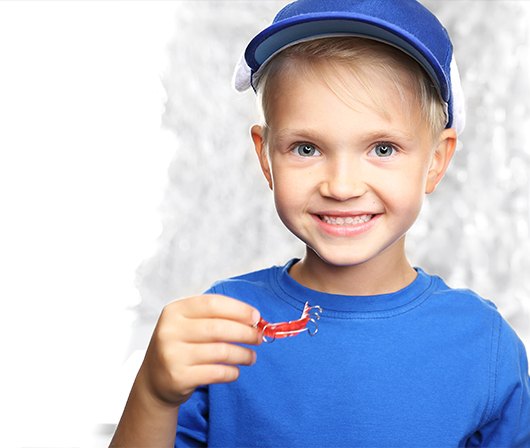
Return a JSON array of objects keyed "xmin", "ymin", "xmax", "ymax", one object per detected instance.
[
  {"xmin": 312, "ymin": 213, "xmax": 381, "ymax": 237},
  {"xmin": 319, "ymin": 214, "xmax": 373, "ymax": 225}
]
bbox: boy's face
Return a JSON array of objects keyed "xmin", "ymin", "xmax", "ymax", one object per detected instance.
[{"xmin": 252, "ymin": 62, "xmax": 456, "ymax": 270}]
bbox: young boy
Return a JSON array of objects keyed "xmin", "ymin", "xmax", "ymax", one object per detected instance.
[{"xmin": 111, "ymin": 0, "xmax": 530, "ymax": 446}]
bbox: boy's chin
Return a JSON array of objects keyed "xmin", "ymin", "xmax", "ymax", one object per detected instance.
[{"xmin": 306, "ymin": 245, "xmax": 372, "ymax": 268}]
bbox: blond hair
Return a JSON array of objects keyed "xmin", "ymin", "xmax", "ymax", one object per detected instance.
[{"xmin": 255, "ymin": 37, "xmax": 448, "ymax": 142}]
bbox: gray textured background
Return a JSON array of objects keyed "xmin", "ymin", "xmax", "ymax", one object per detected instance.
[{"xmin": 133, "ymin": 1, "xmax": 530, "ymax": 352}]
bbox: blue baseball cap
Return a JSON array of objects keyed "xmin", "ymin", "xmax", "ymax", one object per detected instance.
[{"xmin": 233, "ymin": 0, "xmax": 465, "ymax": 134}]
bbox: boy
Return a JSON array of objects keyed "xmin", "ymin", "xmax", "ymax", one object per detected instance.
[{"xmin": 111, "ymin": 0, "xmax": 530, "ymax": 446}]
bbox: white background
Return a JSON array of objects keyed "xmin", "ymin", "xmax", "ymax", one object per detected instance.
[{"xmin": 0, "ymin": 2, "xmax": 177, "ymax": 445}]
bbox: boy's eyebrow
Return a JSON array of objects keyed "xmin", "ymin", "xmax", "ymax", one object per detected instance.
[
  {"xmin": 272, "ymin": 128, "xmax": 322, "ymax": 142},
  {"xmin": 272, "ymin": 128, "xmax": 416, "ymax": 143},
  {"xmin": 362, "ymin": 130, "xmax": 416, "ymax": 143}
]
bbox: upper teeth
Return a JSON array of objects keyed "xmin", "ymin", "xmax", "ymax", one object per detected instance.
[{"xmin": 321, "ymin": 214, "xmax": 372, "ymax": 225}]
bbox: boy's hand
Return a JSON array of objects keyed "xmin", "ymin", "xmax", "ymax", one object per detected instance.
[{"xmin": 138, "ymin": 294, "xmax": 261, "ymax": 408}]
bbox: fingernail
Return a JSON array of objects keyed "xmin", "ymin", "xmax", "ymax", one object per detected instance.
[
  {"xmin": 251, "ymin": 352, "xmax": 257, "ymax": 365},
  {"xmin": 251, "ymin": 310, "xmax": 260, "ymax": 326}
]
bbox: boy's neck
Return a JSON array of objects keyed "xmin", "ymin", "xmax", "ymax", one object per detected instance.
[{"xmin": 289, "ymin": 246, "xmax": 417, "ymax": 296}]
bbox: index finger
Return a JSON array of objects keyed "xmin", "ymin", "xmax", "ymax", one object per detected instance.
[{"xmin": 172, "ymin": 294, "xmax": 260, "ymax": 326}]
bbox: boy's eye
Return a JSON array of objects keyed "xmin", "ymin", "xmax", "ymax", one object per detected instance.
[
  {"xmin": 293, "ymin": 143, "xmax": 321, "ymax": 157},
  {"xmin": 372, "ymin": 143, "xmax": 396, "ymax": 158}
]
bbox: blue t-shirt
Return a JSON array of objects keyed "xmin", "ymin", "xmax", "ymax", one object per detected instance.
[{"xmin": 176, "ymin": 259, "xmax": 530, "ymax": 447}]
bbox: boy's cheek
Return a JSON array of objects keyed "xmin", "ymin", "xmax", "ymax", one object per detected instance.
[
  {"xmin": 271, "ymin": 179, "xmax": 299, "ymax": 203},
  {"xmin": 272, "ymin": 169, "xmax": 316, "ymax": 197},
  {"xmin": 387, "ymin": 192, "xmax": 425, "ymax": 221}
]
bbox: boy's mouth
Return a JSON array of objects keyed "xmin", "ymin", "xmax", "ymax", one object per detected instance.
[{"xmin": 318, "ymin": 214, "xmax": 374, "ymax": 225}]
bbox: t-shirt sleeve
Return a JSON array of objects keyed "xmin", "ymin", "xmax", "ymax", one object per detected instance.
[
  {"xmin": 174, "ymin": 385, "xmax": 208, "ymax": 447},
  {"xmin": 476, "ymin": 315, "xmax": 530, "ymax": 446}
]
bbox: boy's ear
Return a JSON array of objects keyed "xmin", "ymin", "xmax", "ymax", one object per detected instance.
[
  {"xmin": 251, "ymin": 124, "xmax": 273, "ymax": 190},
  {"xmin": 425, "ymin": 128, "xmax": 457, "ymax": 194}
]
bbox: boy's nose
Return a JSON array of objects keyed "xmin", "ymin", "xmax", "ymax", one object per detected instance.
[{"xmin": 319, "ymin": 157, "xmax": 367, "ymax": 201}]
